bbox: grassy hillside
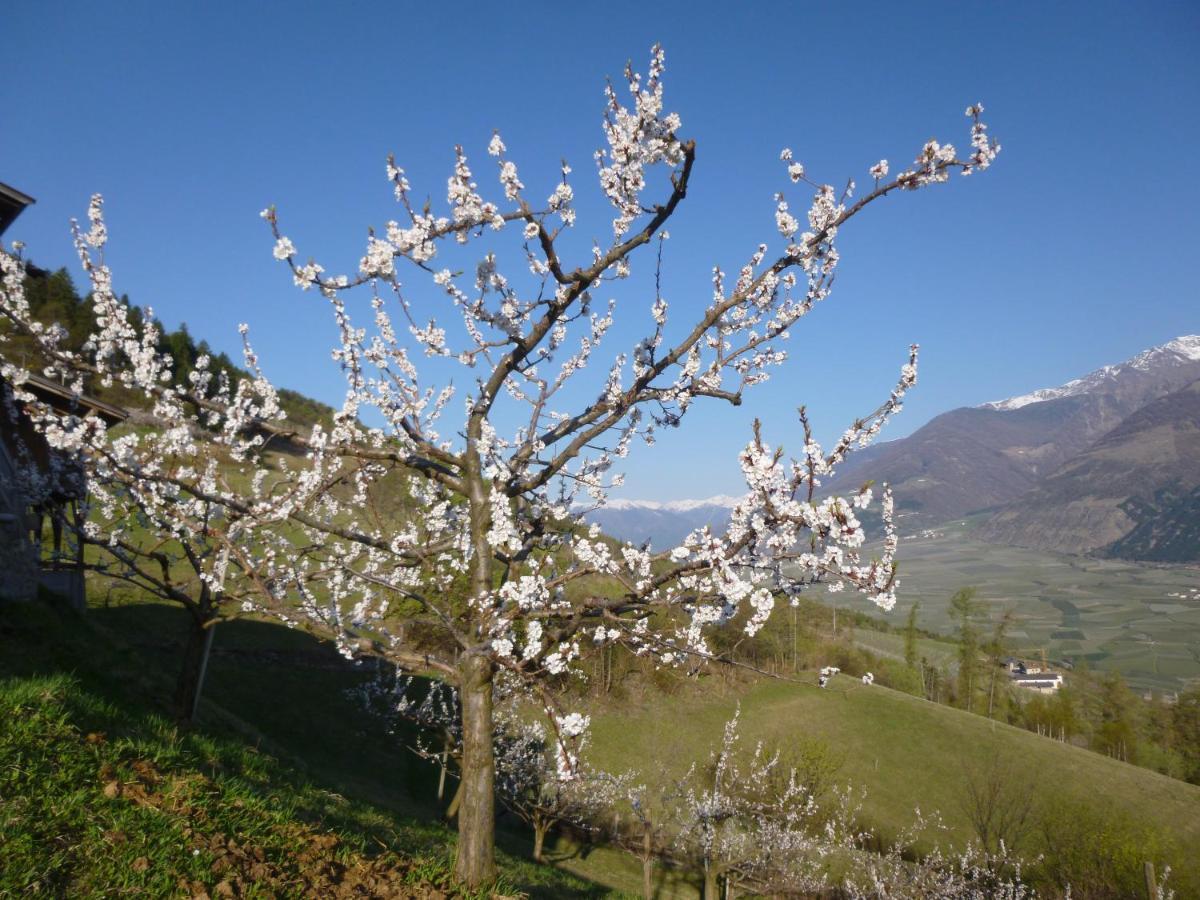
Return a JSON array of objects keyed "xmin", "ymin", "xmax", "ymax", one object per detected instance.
[
  {"xmin": 846, "ymin": 625, "xmax": 959, "ymax": 668},
  {"xmin": 585, "ymin": 672, "xmax": 1200, "ymax": 894},
  {"xmin": 0, "ymin": 599, "xmax": 621, "ymax": 899},
  {"xmin": 6, "ymin": 586, "xmax": 1199, "ymax": 897}
]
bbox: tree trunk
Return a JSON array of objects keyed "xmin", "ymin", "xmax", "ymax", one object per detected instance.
[
  {"xmin": 533, "ymin": 820, "xmax": 549, "ymax": 863},
  {"xmin": 791, "ymin": 605, "xmax": 797, "ymax": 671},
  {"xmin": 703, "ymin": 866, "xmax": 721, "ymax": 900},
  {"xmin": 454, "ymin": 651, "xmax": 497, "ymax": 887},
  {"xmin": 642, "ymin": 827, "xmax": 655, "ymax": 899},
  {"xmin": 174, "ymin": 612, "xmax": 212, "ymax": 724}
]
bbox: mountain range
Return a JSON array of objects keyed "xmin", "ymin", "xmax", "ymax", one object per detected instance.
[
  {"xmin": 590, "ymin": 336, "xmax": 1200, "ymax": 562},
  {"xmin": 582, "ymin": 496, "xmax": 741, "ymax": 548}
]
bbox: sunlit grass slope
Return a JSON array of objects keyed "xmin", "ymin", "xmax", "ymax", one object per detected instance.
[{"xmin": 586, "ymin": 672, "xmax": 1200, "ymax": 889}]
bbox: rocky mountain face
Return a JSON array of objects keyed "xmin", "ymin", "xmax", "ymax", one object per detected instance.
[
  {"xmin": 977, "ymin": 378, "xmax": 1200, "ymax": 559},
  {"xmin": 591, "ymin": 337, "xmax": 1200, "ymax": 562},
  {"xmin": 825, "ymin": 336, "xmax": 1200, "ymax": 527}
]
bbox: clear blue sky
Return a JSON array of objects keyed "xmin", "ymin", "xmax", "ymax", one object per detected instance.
[{"xmin": 3, "ymin": 1, "xmax": 1197, "ymax": 500}]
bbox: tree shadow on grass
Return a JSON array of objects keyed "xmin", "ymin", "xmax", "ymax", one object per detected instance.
[{"xmin": 1, "ymin": 599, "xmax": 618, "ymax": 898}]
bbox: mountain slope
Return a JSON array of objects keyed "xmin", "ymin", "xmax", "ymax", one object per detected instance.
[
  {"xmin": 979, "ymin": 335, "xmax": 1200, "ymax": 410},
  {"xmin": 978, "ymin": 378, "xmax": 1200, "ymax": 559},
  {"xmin": 826, "ymin": 398, "xmax": 1081, "ymax": 523},
  {"xmin": 824, "ymin": 336, "xmax": 1200, "ymax": 527}
]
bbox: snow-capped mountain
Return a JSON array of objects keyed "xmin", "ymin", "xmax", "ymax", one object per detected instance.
[
  {"xmin": 978, "ymin": 378, "xmax": 1200, "ymax": 560},
  {"xmin": 601, "ymin": 495, "xmax": 743, "ymax": 512},
  {"xmin": 586, "ymin": 336, "xmax": 1200, "ymax": 560},
  {"xmin": 980, "ymin": 336, "xmax": 1200, "ymax": 411},
  {"xmin": 582, "ymin": 495, "xmax": 741, "ymax": 548},
  {"xmin": 821, "ymin": 334, "xmax": 1200, "ymax": 558}
]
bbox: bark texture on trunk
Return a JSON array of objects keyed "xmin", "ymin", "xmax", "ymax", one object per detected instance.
[
  {"xmin": 454, "ymin": 652, "xmax": 497, "ymax": 887},
  {"xmin": 533, "ymin": 821, "xmax": 548, "ymax": 863}
]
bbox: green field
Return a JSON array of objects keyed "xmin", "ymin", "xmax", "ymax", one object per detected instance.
[
  {"xmin": 843, "ymin": 521, "xmax": 1200, "ymax": 692},
  {"xmin": 585, "ymin": 673, "xmax": 1200, "ymax": 893}
]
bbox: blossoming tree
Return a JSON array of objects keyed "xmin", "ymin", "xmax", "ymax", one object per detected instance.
[
  {"xmin": 0, "ymin": 234, "xmax": 296, "ymax": 721},
  {"xmin": 0, "ymin": 46, "xmax": 998, "ymax": 886}
]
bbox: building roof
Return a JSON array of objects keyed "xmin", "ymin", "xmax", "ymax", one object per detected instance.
[
  {"xmin": 1011, "ymin": 673, "xmax": 1063, "ymax": 683},
  {"xmin": 15, "ymin": 373, "xmax": 127, "ymax": 426},
  {"xmin": 0, "ymin": 374, "xmax": 128, "ymax": 498},
  {"xmin": 0, "ymin": 181, "xmax": 35, "ymax": 238}
]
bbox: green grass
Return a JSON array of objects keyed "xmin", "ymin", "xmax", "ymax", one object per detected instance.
[
  {"xmin": 584, "ymin": 671, "xmax": 1200, "ymax": 892},
  {"xmin": 0, "ymin": 600, "xmax": 622, "ymax": 898},
  {"xmin": 86, "ymin": 597, "xmax": 663, "ymax": 896},
  {"xmin": 9, "ymin": 582, "xmax": 1200, "ymax": 897},
  {"xmin": 846, "ymin": 628, "xmax": 959, "ymax": 668}
]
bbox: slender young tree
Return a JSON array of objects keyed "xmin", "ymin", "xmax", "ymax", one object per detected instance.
[
  {"xmin": 492, "ymin": 720, "xmax": 621, "ymax": 863},
  {"xmin": 904, "ymin": 600, "xmax": 921, "ymax": 668},
  {"xmin": 0, "ymin": 46, "xmax": 999, "ymax": 886},
  {"xmin": 0, "ymin": 251, "xmax": 294, "ymax": 722},
  {"xmin": 985, "ymin": 607, "xmax": 1015, "ymax": 719},
  {"xmin": 951, "ymin": 586, "xmax": 981, "ymax": 712}
]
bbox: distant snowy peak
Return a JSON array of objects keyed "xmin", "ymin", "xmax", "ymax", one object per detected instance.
[
  {"xmin": 602, "ymin": 494, "xmax": 743, "ymax": 512},
  {"xmin": 980, "ymin": 380, "xmax": 1093, "ymax": 412},
  {"xmin": 979, "ymin": 335, "xmax": 1200, "ymax": 412}
]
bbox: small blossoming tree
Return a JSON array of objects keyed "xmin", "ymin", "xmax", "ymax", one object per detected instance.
[
  {"xmin": 0, "ymin": 234, "xmax": 297, "ymax": 721},
  {"xmin": 0, "ymin": 46, "xmax": 998, "ymax": 886}
]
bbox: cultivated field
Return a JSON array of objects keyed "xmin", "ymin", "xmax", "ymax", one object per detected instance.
[{"xmin": 848, "ymin": 520, "xmax": 1200, "ymax": 692}]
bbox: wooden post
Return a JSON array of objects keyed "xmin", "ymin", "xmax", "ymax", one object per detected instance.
[
  {"xmin": 437, "ymin": 744, "xmax": 449, "ymax": 801},
  {"xmin": 1144, "ymin": 861, "xmax": 1158, "ymax": 899},
  {"xmin": 189, "ymin": 543, "xmax": 229, "ymax": 722},
  {"xmin": 190, "ymin": 622, "xmax": 216, "ymax": 722}
]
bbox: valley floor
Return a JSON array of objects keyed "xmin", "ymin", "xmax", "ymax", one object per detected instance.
[{"xmin": 852, "ymin": 519, "xmax": 1200, "ymax": 693}]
